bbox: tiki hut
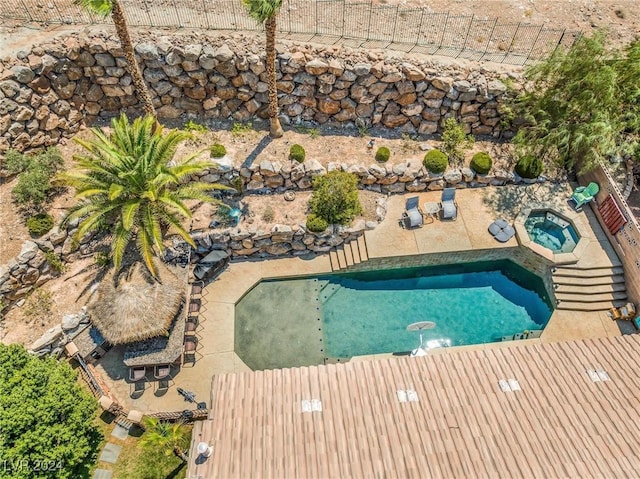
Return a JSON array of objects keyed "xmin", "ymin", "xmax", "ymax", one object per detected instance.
[{"xmin": 87, "ymin": 260, "xmax": 185, "ymax": 345}]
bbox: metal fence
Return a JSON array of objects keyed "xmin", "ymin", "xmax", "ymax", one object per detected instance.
[{"xmin": 1, "ymin": 0, "xmax": 579, "ymax": 65}]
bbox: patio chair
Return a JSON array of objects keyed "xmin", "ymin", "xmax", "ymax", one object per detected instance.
[
  {"xmin": 129, "ymin": 366, "xmax": 146, "ymax": 382},
  {"xmin": 189, "ymin": 298, "xmax": 201, "ymax": 313},
  {"xmin": 185, "ymin": 316, "xmax": 198, "ymax": 335},
  {"xmin": 183, "ymin": 336, "xmax": 198, "ymax": 366},
  {"xmin": 154, "ymin": 365, "xmax": 172, "ymax": 394},
  {"xmin": 190, "ymin": 281, "xmax": 203, "ymax": 298},
  {"xmin": 402, "ymin": 196, "xmax": 424, "ymax": 229},
  {"xmin": 569, "ymin": 182, "xmax": 599, "ymax": 211},
  {"xmin": 440, "ymin": 188, "xmax": 458, "ymax": 220}
]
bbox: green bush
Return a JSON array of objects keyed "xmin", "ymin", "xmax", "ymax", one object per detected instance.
[
  {"xmin": 375, "ymin": 146, "xmax": 391, "ymax": 162},
  {"xmin": 306, "ymin": 214, "xmax": 329, "ymax": 232},
  {"xmin": 8, "ymin": 148, "xmax": 63, "ymax": 209},
  {"xmin": 26, "ymin": 213, "xmax": 54, "ymax": 237},
  {"xmin": 515, "ymin": 155, "xmax": 544, "ymax": 179},
  {"xmin": 262, "ymin": 206, "xmax": 275, "ymax": 222},
  {"xmin": 289, "ymin": 144, "xmax": 306, "ymax": 163},
  {"xmin": 44, "ymin": 250, "xmax": 65, "ymax": 274},
  {"xmin": 441, "ymin": 117, "xmax": 474, "ymax": 163},
  {"xmin": 423, "ymin": 149, "xmax": 448, "ymax": 174},
  {"xmin": 184, "ymin": 119, "xmax": 207, "ymax": 133},
  {"xmin": 210, "ymin": 143, "xmax": 227, "ymax": 158},
  {"xmin": 470, "ymin": 152, "xmax": 493, "ymax": 174},
  {"xmin": 95, "ymin": 251, "xmax": 111, "ymax": 267},
  {"xmin": 309, "ymin": 171, "xmax": 362, "ymax": 225}
]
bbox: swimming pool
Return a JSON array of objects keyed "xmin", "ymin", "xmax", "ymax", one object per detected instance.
[
  {"xmin": 524, "ymin": 210, "xmax": 580, "ymax": 253},
  {"xmin": 235, "ymin": 260, "xmax": 553, "ymax": 370}
]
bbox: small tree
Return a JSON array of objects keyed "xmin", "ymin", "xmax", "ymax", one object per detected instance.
[
  {"xmin": 513, "ymin": 32, "xmax": 640, "ymax": 173},
  {"xmin": 0, "ymin": 344, "xmax": 102, "ymax": 479},
  {"xmin": 139, "ymin": 417, "xmax": 190, "ymax": 462},
  {"xmin": 441, "ymin": 118, "xmax": 474, "ymax": 164},
  {"xmin": 309, "ymin": 171, "xmax": 362, "ymax": 225}
]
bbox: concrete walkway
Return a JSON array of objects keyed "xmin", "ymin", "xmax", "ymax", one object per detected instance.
[{"xmin": 96, "ymin": 183, "xmax": 625, "ymax": 413}]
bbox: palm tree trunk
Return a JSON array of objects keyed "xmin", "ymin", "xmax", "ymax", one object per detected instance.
[
  {"xmin": 265, "ymin": 15, "xmax": 283, "ymax": 138},
  {"xmin": 173, "ymin": 446, "xmax": 189, "ymax": 463},
  {"xmin": 111, "ymin": 0, "xmax": 156, "ymax": 118}
]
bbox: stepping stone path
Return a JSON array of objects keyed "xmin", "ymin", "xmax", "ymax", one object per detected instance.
[
  {"xmin": 92, "ymin": 469, "xmax": 112, "ymax": 479},
  {"xmin": 111, "ymin": 424, "xmax": 130, "ymax": 440},
  {"xmin": 99, "ymin": 443, "xmax": 122, "ymax": 464}
]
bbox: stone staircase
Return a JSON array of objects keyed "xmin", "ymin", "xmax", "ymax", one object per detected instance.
[
  {"xmin": 329, "ymin": 235, "xmax": 369, "ymax": 271},
  {"xmin": 553, "ymin": 264, "xmax": 628, "ymax": 311}
]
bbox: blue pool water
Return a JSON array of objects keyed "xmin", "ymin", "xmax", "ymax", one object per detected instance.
[
  {"xmin": 235, "ymin": 260, "xmax": 553, "ymax": 369},
  {"xmin": 524, "ymin": 210, "xmax": 579, "ymax": 253},
  {"xmin": 321, "ymin": 261, "xmax": 552, "ymax": 358}
]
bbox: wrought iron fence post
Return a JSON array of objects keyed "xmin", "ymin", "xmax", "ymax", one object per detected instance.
[
  {"xmin": 416, "ymin": 8, "xmax": 425, "ymax": 47},
  {"xmin": 203, "ymin": 0, "xmax": 209, "ymax": 29},
  {"xmin": 526, "ymin": 25, "xmax": 544, "ymax": 62},
  {"xmin": 391, "ymin": 5, "xmax": 399, "ymax": 44},
  {"xmin": 315, "ymin": 0, "xmax": 318, "ymax": 35},
  {"xmin": 171, "ymin": 0, "xmax": 181, "ymax": 28},
  {"xmin": 142, "ymin": 0, "xmax": 153, "ymax": 27},
  {"xmin": 342, "ymin": 0, "xmax": 346, "ymax": 37},
  {"xmin": 461, "ymin": 14, "xmax": 473, "ymax": 51},
  {"xmin": 366, "ymin": 0, "xmax": 373, "ymax": 42},
  {"xmin": 438, "ymin": 12, "xmax": 449, "ymax": 49},
  {"xmin": 19, "ymin": 0, "xmax": 33, "ymax": 21},
  {"xmin": 484, "ymin": 17, "xmax": 498, "ymax": 59}
]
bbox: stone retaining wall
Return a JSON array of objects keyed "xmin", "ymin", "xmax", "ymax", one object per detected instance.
[{"xmin": 0, "ymin": 31, "xmax": 518, "ymax": 152}]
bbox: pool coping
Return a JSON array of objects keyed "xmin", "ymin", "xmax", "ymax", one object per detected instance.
[{"xmin": 514, "ymin": 204, "xmax": 592, "ymax": 264}]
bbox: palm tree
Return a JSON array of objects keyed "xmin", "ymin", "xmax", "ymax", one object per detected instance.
[
  {"xmin": 60, "ymin": 114, "xmax": 226, "ymax": 278},
  {"xmin": 242, "ymin": 0, "xmax": 284, "ymax": 138},
  {"xmin": 77, "ymin": 0, "xmax": 156, "ymax": 118},
  {"xmin": 139, "ymin": 417, "xmax": 190, "ymax": 462}
]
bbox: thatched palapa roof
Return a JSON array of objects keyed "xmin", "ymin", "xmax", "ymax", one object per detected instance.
[{"xmin": 87, "ymin": 261, "xmax": 185, "ymax": 345}]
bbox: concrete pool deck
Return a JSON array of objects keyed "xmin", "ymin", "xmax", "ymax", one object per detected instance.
[{"xmin": 95, "ymin": 183, "xmax": 625, "ymax": 412}]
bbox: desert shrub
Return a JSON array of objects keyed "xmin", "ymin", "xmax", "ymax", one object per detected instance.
[
  {"xmin": 210, "ymin": 143, "xmax": 227, "ymax": 158},
  {"xmin": 470, "ymin": 152, "xmax": 493, "ymax": 174},
  {"xmin": 262, "ymin": 206, "xmax": 275, "ymax": 222},
  {"xmin": 94, "ymin": 251, "xmax": 111, "ymax": 267},
  {"xmin": 441, "ymin": 118, "xmax": 474, "ymax": 163},
  {"xmin": 26, "ymin": 213, "xmax": 54, "ymax": 237},
  {"xmin": 306, "ymin": 214, "xmax": 328, "ymax": 232},
  {"xmin": 289, "ymin": 144, "xmax": 306, "ymax": 163},
  {"xmin": 423, "ymin": 149, "xmax": 448, "ymax": 174},
  {"xmin": 309, "ymin": 171, "xmax": 362, "ymax": 225},
  {"xmin": 23, "ymin": 289, "xmax": 53, "ymax": 321},
  {"xmin": 230, "ymin": 176, "xmax": 243, "ymax": 193},
  {"xmin": 375, "ymin": 146, "xmax": 391, "ymax": 162},
  {"xmin": 44, "ymin": 250, "xmax": 65, "ymax": 274},
  {"xmin": 231, "ymin": 122, "xmax": 253, "ymax": 136},
  {"xmin": 8, "ymin": 148, "xmax": 63, "ymax": 209},
  {"xmin": 515, "ymin": 155, "xmax": 544, "ymax": 179},
  {"xmin": 184, "ymin": 119, "xmax": 207, "ymax": 133}
]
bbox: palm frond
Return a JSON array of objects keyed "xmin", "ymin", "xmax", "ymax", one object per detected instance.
[{"xmin": 75, "ymin": 0, "xmax": 113, "ymax": 17}]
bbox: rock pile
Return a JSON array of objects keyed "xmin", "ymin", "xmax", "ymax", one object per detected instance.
[{"xmin": 0, "ymin": 30, "xmax": 518, "ymax": 152}]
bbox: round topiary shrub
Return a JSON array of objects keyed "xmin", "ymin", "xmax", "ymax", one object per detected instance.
[
  {"xmin": 289, "ymin": 144, "xmax": 306, "ymax": 163},
  {"xmin": 470, "ymin": 152, "xmax": 493, "ymax": 174},
  {"xmin": 26, "ymin": 213, "xmax": 54, "ymax": 237},
  {"xmin": 423, "ymin": 149, "xmax": 448, "ymax": 174},
  {"xmin": 306, "ymin": 214, "xmax": 328, "ymax": 232},
  {"xmin": 210, "ymin": 143, "xmax": 227, "ymax": 158},
  {"xmin": 375, "ymin": 146, "xmax": 390, "ymax": 162},
  {"xmin": 515, "ymin": 155, "xmax": 544, "ymax": 179}
]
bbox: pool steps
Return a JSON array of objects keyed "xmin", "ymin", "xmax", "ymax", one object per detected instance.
[
  {"xmin": 329, "ymin": 235, "xmax": 370, "ymax": 272},
  {"xmin": 552, "ymin": 264, "xmax": 628, "ymax": 312}
]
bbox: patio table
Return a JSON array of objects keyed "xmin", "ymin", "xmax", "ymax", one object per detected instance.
[{"xmin": 424, "ymin": 201, "xmax": 441, "ymax": 220}]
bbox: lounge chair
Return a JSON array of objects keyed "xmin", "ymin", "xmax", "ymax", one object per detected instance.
[
  {"xmin": 402, "ymin": 196, "xmax": 424, "ymax": 229},
  {"xmin": 569, "ymin": 182, "xmax": 599, "ymax": 211},
  {"xmin": 440, "ymin": 188, "xmax": 458, "ymax": 220}
]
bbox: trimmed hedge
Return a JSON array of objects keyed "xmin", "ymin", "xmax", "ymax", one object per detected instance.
[
  {"xmin": 210, "ymin": 144, "xmax": 227, "ymax": 158},
  {"xmin": 470, "ymin": 152, "xmax": 493, "ymax": 174},
  {"xmin": 306, "ymin": 214, "xmax": 328, "ymax": 232},
  {"xmin": 423, "ymin": 149, "xmax": 448, "ymax": 174},
  {"xmin": 289, "ymin": 144, "xmax": 306, "ymax": 163},
  {"xmin": 26, "ymin": 213, "xmax": 54, "ymax": 237},
  {"xmin": 515, "ymin": 156, "xmax": 544, "ymax": 179},
  {"xmin": 375, "ymin": 146, "xmax": 390, "ymax": 162}
]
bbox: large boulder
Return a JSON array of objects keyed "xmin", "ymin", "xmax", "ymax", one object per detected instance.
[{"xmin": 17, "ymin": 241, "xmax": 39, "ymax": 263}]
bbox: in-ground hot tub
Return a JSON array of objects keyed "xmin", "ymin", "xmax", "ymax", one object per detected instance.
[
  {"xmin": 524, "ymin": 210, "xmax": 580, "ymax": 253},
  {"xmin": 514, "ymin": 206, "xmax": 590, "ymax": 264}
]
